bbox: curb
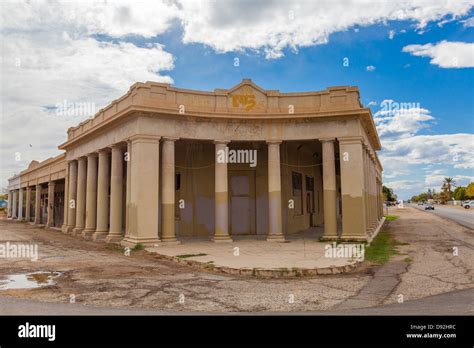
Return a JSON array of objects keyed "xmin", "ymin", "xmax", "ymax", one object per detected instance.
[{"xmin": 147, "ymin": 251, "xmax": 361, "ymax": 278}]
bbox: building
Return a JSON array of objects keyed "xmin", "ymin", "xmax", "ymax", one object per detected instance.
[{"xmin": 7, "ymin": 79, "xmax": 384, "ymax": 246}]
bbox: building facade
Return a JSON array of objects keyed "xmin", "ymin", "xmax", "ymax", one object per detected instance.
[{"xmin": 7, "ymin": 79, "xmax": 384, "ymax": 246}]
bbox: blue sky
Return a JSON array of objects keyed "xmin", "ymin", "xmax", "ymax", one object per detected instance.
[{"xmin": 1, "ymin": 1, "xmax": 473, "ymax": 199}]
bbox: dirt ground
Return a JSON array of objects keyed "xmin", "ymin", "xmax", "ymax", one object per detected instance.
[{"xmin": 0, "ymin": 206, "xmax": 472, "ymax": 313}]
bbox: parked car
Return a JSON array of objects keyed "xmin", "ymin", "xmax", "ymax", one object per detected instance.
[
  {"xmin": 417, "ymin": 201, "xmax": 424, "ymax": 206},
  {"xmin": 425, "ymin": 203, "xmax": 434, "ymax": 210},
  {"xmin": 464, "ymin": 201, "xmax": 474, "ymax": 209}
]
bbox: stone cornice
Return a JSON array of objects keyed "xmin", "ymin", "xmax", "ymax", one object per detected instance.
[{"xmin": 59, "ymin": 79, "xmax": 381, "ymax": 151}]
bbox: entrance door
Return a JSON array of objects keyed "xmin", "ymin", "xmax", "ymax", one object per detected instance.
[
  {"xmin": 305, "ymin": 176, "xmax": 315, "ymax": 227},
  {"xmin": 229, "ymin": 171, "xmax": 256, "ymax": 235}
]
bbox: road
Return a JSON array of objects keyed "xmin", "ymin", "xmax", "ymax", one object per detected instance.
[
  {"xmin": 1, "ymin": 287, "xmax": 473, "ymax": 315},
  {"xmin": 411, "ymin": 203, "xmax": 474, "ymax": 229}
]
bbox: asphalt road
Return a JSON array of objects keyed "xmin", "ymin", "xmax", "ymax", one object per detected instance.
[
  {"xmin": 411, "ymin": 204, "xmax": 474, "ymax": 229},
  {"xmin": 1, "ymin": 287, "xmax": 473, "ymax": 315}
]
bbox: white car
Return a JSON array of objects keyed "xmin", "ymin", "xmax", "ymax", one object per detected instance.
[{"xmin": 464, "ymin": 201, "xmax": 474, "ymax": 209}]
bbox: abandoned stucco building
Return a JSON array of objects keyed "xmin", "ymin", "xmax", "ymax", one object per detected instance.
[{"xmin": 7, "ymin": 79, "xmax": 384, "ymax": 246}]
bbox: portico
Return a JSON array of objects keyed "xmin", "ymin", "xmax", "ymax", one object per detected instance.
[{"xmin": 8, "ymin": 79, "xmax": 384, "ymax": 246}]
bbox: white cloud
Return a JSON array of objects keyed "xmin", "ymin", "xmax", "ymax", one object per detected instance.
[
  {"xmin": 389, "ymin": 30, "xmax": 396, "ymax": 39},
  {"xmin": 375, "ymin": 100, "xmax": 474, "ymax": 199},
  {"xmin": 178, "ymin": 0, "xmax": 474, "ymax": 59},
  {"xmin": 462, "ymin": 16, "xmax": 474, "ymax": 27},
  {"xmin": 366, "ymin": 65, "xmax": 376, "ymax": 71},
  {"xmin": 403, "ymin": 40, "xmax": 474, "ymax": 68},
  {"xmin": 0, "ymin": 0, "xmax": 177, "ymax": 188},
  {"xmin": 374, "ymin": 101, "xmax": 435, "ymax": 139}
]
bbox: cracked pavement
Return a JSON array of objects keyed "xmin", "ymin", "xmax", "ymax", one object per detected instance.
[{"xmin": 0, "ymin": 206, "xmax": 472, "ymax": 314}]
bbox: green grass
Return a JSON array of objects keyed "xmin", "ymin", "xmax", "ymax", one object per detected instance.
[
  {"xmin": 365, "ymin": 230, "xmax": 405, "ymax": 264},
  {"xmin": 132, "ymin": 243, "xmax": 144, "ymax": 251},
  {"xmin": 404, "ymin": 257, "xmax": 413, "ymax": 264},
  {"xmin": 385, "ymin": 215, "xmax": 399, "ymax": 221},
  {"xmin": 176, "ymin": 253, "xmax": 207, "ymax": 259}
]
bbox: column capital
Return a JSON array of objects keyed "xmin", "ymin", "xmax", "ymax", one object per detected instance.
[
  {"xmin": 48, "ymin": 181, "xmax": 56, "ymax": 187},
  {"xmin": 162, "ymin": 136, "xmax": 179, "ymax": 142},
  {"xmin": 129, "ymin": 134, "xmax": 161, "ymax": 144},
  {"xmin": 86, "ymin": 152, "xmax": 98, "ymax": 158},
  {"xmin": 266, "ymin": 140, "xmax": 282, "ymax": 144},
  {"xmin": 337, "ymin": 136, "xmax": 364, "ymax": 145},
  {"xmin": 214, "ymin": 140, "xmax": 230, "ymax": 145},
  {"xmin": 97, "ymin": 147, "xmax": 110, "ymax": 154},
  {"xmin": 109, "ymin": 143, "xmax": 124, "ymax": 150},
  {"xmin": 319, "ymin": 137, "xmax": 335, "ymax": 143}
]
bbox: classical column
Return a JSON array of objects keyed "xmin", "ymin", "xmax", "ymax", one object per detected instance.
[
  {"xmin": 362, "ymin": 147, "xmax": 369, "ymax": 230},
  {"xmin": 73, "ymin": 157, "xmax": 87, "ymax": 235},
  {"xmin": 34, "ymin": 184, "xmax": 41, "ymax": 224},
  {"xmin": 7, "ymin": 190, "xmax": 12, "ymax": 218},
  {"xmin": 83, "ymin": 153, "xmax": 98, "ymax": 239},
  {"xmin": 213, "ymin": 141, "xmax": 231, "ymax": 242},
  {"xmin": 321, "ymin": 138, "xmax": 338, "ymax": 239},
  {"xmin": 161, "ymin": 137, "xmax": 179, "ymax": 243},
  {"xmin": 92, "ymin": 149, "xmax": 110, "ymax": 241},
  {"xmin": 46, "ymin": 181, "xmax": 55, "ymax": 227},
  {"xmin": 106, "ymin": 145, "xmax": 124, "ymax": 243},
  {"xmin": 66, "ymin": 160, "xmax": 78, "ymax": 233},
  {"xmin": 370, "ymin": 155, "xmax": 376, "ymax": 226},
  {"xmin": 267, "ymin": 141, "xmax": 285, "ymax": 242},
  {"xmin": 18, "ymin": 188, "xmax": 24, "ymax": 221},
  {"xmin": 124, "ymin": 141, "xmax": 131, "ymax": 238},
  {"xmin": 339, "ymin": 137, "xmax": 368, "ymax": 241},
  {"xmin": 25, "ymin": 187, "xmax": 32, "ymax": 222},
  {"xmin": 121, "ymin": 135, "xmax": 161, "ymax": 247},
  {"xmin": 12, "ymin": 190, "xmax": 17, "ymax": 219},
  {"xmin": 61, "ymin": 164, "xmax": 69, "ymax": 232}
]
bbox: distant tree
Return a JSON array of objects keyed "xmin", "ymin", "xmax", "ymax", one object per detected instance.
[
  {"xmin": 383, "ymin": 185, "xmax": 397, "ymax": 202},
  {"xmin": 466, "ymin": 182, "xmax": 474, "ymax": 199},
  {"xmin": 453, "ymin": 187, "xmax": 466, "ymax": 201},
  {"xmin": 442, "ymin": 177, "xmax": 456, "ymax": 200}
]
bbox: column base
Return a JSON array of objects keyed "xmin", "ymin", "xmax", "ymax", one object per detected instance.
[
  {"xmin": 120, "ymin": 236, "xmax": 161, "ymax": 248},
  {"xmin": 105, "ymin": 233, "xmax": 124, "ymax": 244},
  {"xmin": 339, "ymin": 235, "xmax": 368, "ymax": 242},
  {"xmin": 161, "ymin": 237, "xmax": 181, "ymax": 244},
  {"xmin": 72, "ymin": 227, "xmax": 84, "ymax": 236},
  {"xmin": 82, "ymin": 228, "xmax": 95, "ymax": 240},
  {"xmin": 212, "ymin": 235, "xmax": 233, "ymax": 243},
  {"xmin": 320, "ymin": 234, "xmax": 340, "ymax": 241},
  {"xmin": 92, "ymin": 231, "xmax": 108, "ymax": 241},
  {"xmin": 65, "ymin": 225, "xmax": 75, "ymax": 234},
  {"xmin": 266, "ymin": 234, "xmax": 286, "ymax": 242}
]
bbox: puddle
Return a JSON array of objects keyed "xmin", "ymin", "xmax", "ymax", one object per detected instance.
[{"xmin": 0, "ymin": 271, "xmax": 62, "ymax": 290}]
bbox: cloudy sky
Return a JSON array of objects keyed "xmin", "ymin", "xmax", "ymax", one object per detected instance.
[{"xmin": 1, "ymin": 0, "xmax": 473, "ymax": 199}]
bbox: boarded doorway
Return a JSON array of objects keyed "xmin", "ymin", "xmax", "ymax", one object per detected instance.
[{"xmin": 229, "ymin": 170, "xmax": 256, "ymax": 235}]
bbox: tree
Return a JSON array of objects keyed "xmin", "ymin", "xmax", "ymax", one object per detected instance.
[
  {"xmin": 453, "ymin": 187, "xmax": 466, "ymax": 201},
  {"xmin": 442, "ymin": 177, "xmax": 456, "ymax": 201},
  {"xmin": 466, "ymin": 182, "xmax": 474, "ymax": 199},
  {"xmin": 383, "ymin": 185, "xmax": 397, "ymax": 202}
]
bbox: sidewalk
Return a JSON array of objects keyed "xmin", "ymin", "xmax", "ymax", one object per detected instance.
[{"xmin": 146, "ymin": 227, "xmax": 373, "ymax": 278}]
